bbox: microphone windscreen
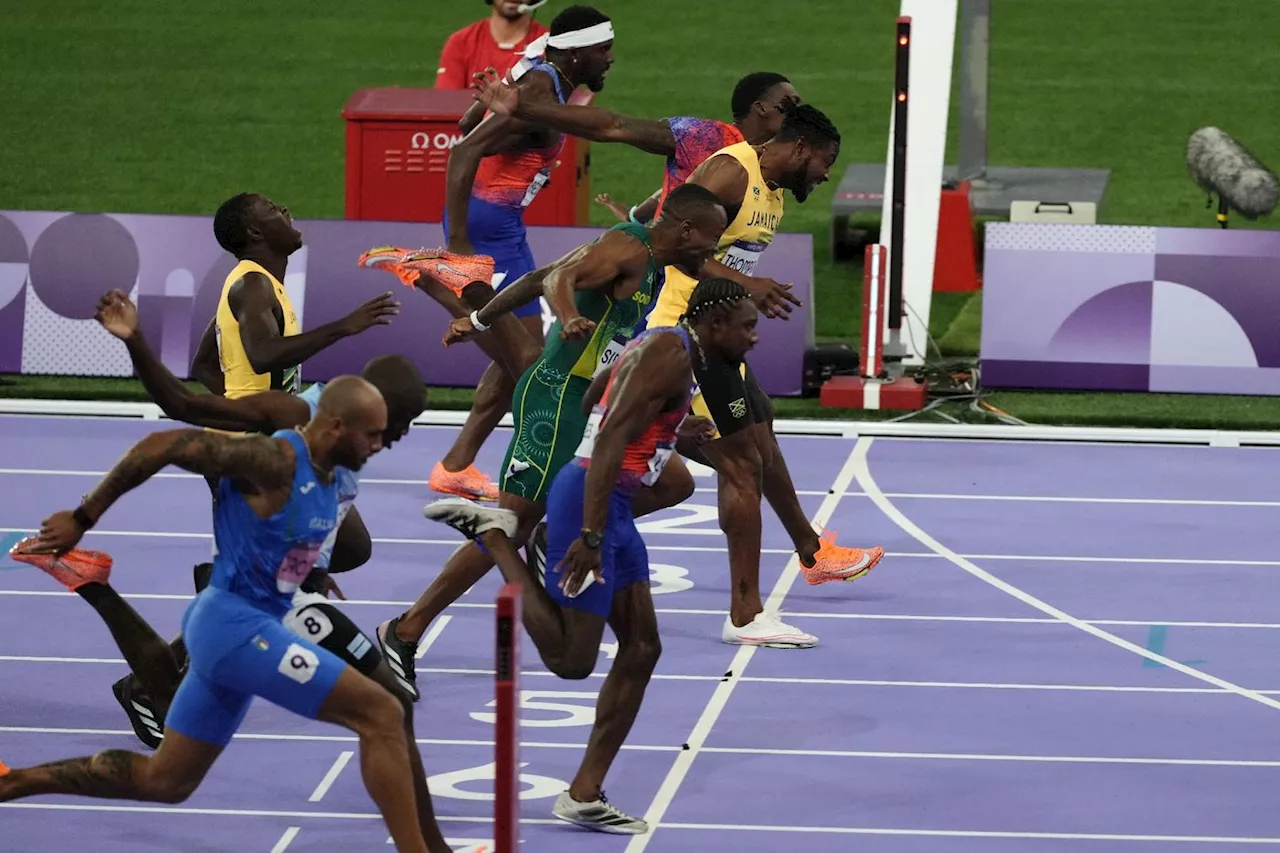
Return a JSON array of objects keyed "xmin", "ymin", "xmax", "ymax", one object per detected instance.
[{"xmin": 1186, "ymin": 127, "xmax": 1279, "ymax": 219}]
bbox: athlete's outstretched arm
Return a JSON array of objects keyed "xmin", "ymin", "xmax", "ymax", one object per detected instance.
[
  {"xmin": 96, "ymin": 291, "xmax": 309, "ymax": 434},
  {"xmin": 26, "ymin": 430, "xmax": 295, "ymax": 555},
  {"xmin": 445, "ymin": 70, "xmax": 560, "ymax": 253},
  {"xmin": 542, "ymin": 232, "xmax": 647, "ymax": 339},
  {"xmin": 473, "ymin": 68, "xmax": 677, "ymax": 157},
  {"xmin": 229, "ymin": 274, "xmax": 399, "ymax": 376}
]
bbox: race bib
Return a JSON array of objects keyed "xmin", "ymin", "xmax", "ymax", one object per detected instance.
[
  {"xmin": 521, "ymin": 169, "xmax": 551, "ymax": 208},
  {"xmin": 641, "ymin": 441, "xmax": 676, "ymax": 486},
  {"xmin": 718, "ymin": 239, "xmax": 768, "ymax": 276},
  {"xmin": 593, "ymin": 334, "xmax": 629, "ymax": 377},
  {"xmin": 275, "ymin": 543, "xmax": 321, "ymax": 594},
  {"xmin": 574, "ymin": 407, "xmax": 605, "ymax": 458}
]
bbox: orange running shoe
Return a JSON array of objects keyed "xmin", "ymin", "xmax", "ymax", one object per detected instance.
[
  {"xmin": 358, "ymin": 245, "xmax": 424, "ymax": 288},
  {"xmin": 9, "ymin": 537, "xmax": 113, "ymax": 590},
  {"xmin": 801, "ymin": 529, "xmax": 884, "ymax": 585},
  {"xmin": 359, "ymin": 246, "xmax": 494, "ymax": 297},
  {"xmin": 429, "ymin": 461, "xmax": 500, "ymax": 502},
  {"xmin": 0, "ymin": 759, "xmax": 10, "ymax": 776}
]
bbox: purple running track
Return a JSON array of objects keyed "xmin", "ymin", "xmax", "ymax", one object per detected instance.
[{"xmin": 3, "ymin": 415, "xmax": 1280, "ymax": 851}]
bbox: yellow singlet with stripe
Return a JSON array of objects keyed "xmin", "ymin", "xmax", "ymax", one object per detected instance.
[
  {"xmin": 645, "ymin": 139, "xmax": 785, "ymax": 328},
  {"xmin": 215, "ymin": 259, "xmax": 302, "ymax": 399}
]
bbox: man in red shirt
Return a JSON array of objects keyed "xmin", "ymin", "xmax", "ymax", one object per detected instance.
[{"xmin": 435, "ymin": 0, "xmax": 550, "ymax": 89}]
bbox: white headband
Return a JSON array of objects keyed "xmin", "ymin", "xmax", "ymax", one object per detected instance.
[
  {"xmin": 522, "ymin": 21, "xmax": 613, "ymax": 58},
  {"xmin": 547, "ymin": 21, "xmax": 614, "ymax": 49}
]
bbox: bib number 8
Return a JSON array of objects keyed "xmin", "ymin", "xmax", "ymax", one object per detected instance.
[{"xmin": 284, "ymin": 604, "xmax": 334, "ymax": 644}]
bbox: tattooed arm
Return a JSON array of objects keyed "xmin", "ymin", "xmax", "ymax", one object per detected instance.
[{"xmin": 26, "ymin": 429, "xmax": 295, "ymax": 554}]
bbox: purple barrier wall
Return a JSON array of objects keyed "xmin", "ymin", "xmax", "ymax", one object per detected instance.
[
  {"xmin": 980, "ymin": 223, "xmax": 1280, "ymax": 395},
  {"xmin": 0, "ymin": 211, "xmax": 815, "ymax": 396}
]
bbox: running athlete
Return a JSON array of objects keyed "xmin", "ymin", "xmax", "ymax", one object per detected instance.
[
  {"xmin": 420, "ymin": 280, "xmax": 755, "ymax": 834},
  {"xmin": 189, "ymin": 192, "xmax": 399, "ymax": 397},
  {"xmin": 374, "ymin": 183, "xmax": 729, "ymax": 690},
  {"xmin": 469, "ymin": 67, "xmax": 801, "ymax": 318},
  {"xmin": 1, "ymin": 380, "xmax": 437, "ymax": 853},
  {"xmin": 53, "ymin": 293, "xmax": 456, "ymax": 849},
  {"xmin": 359, "ymin": 5, "xmax": 615, "ymax": 502},
  {"xmin": 658, "ymin": 104, "xmax": 884, "ymax": 646},
  {"xmin": 94, "ymin": 286, "xmax": 427, "ymax": 710},
  {"xmin": 455, "ymin": 95, "xmax": 883, "ymax": 646}
]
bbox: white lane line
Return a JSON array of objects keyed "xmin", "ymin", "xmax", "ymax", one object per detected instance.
[
  {"xmin": 851, "ymin": 437, "xmax": 1280, "ymax": 713},
  {"xmin": 7, "ymin": 465, "xmax": 1279, "ymax": 506},
  {"xmin": 6, "ymin": 588, "xmax": 1280, "ymax": 629},
  {"xmin": 1, "ymin": 802, "xmax": 1276, "ymax": 844},
  {"xmin": 7, "ymin": 724, "xmax": 1280, "ymax": 767},
  {"xmin": 308, "ymin": 751, "xmax": 354, "ymax": 802},
  {"xmin": 658, "ymin": 821, "xmax": 1280, "ymax": 844},
  {"xmin": 416, "ymin": 615, "xmax": 451, "ymax": 659},
  {"xmin": 1, "ymin": 668, "xmax": 1271, "ymax": 694},
  {"xmin": 6, "ymin": 526, "xmax": 1277, "ymax": 565},
  {"xmin": 269, "ymin": 827, "xmax": 300, "ymax": 853},
  {"xmin": 622, "ymin": 442, "xmax": 864, "ymax": 852}
]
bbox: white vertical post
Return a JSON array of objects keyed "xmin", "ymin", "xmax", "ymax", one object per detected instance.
[{"xmin": 879, "ymin": 0, "xmax": 958, "ymax": 366}]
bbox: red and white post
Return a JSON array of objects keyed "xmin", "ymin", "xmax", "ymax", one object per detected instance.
[
  {"xmin": 861, "ymin": 243, "xmax": 888, "ymax": 382},
  {"xmin": 493, "ymin": 582, "xmax": 522, "ymax": 853}
]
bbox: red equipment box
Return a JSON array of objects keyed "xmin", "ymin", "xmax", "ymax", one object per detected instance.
[{"xmin": 342, "ymin": 86, "xmax": 593, "ymax": 226}]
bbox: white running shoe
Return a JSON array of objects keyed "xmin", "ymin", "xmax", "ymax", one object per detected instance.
[
  {"xmin": 551, "ymin": 790, "xmax": 648, "ymax": 834},
  {"xmin": 721, "ymin": 611, "xmax": 818, "ymax": 648},
  {"xmin": 423, "ymin": 497, "xmax": 519, "ymax": 539}
]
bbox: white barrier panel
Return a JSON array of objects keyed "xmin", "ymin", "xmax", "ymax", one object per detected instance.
[{"xmin": 880, "ymin": 0, "xmax": 958, "ymax": 365}]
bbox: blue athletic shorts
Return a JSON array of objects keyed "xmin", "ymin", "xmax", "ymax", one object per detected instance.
[
  {"xmin": 543, "ymin": 463, "xmax": 650, "ymax": 618},
  {"xmin": 166, "ymin": 587, "xmax": 347, "ymax": 747},
  {"xmin": 445, "ymin": 198, "xmax": 540, "ymax": 319}
]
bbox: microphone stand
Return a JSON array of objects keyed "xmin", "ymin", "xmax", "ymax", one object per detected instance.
[{"xmin": 1210, "ymin": 194, "xmax": 1230, "ymax": 229}]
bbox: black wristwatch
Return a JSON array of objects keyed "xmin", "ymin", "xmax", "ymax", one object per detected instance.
[
  {"xmin": 72, "ymin": 506, "xmax": 95, "ymax": 530},
  {"xmin": 580, "ymin": 528, "xmax": 603, "ymax": 549}
]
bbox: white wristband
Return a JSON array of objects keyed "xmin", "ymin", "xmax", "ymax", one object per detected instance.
[{"xmin": 470, "ymin": 309, "xmax": 490, "ymax": 332}]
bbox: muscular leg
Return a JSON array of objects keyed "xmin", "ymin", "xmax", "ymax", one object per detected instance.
[
  {"xmin": 699, "ymin": 431, "xmax": 768, "ymax": 627},
  {"xmin": 475, "ymin": 527, "xmax": 607, "ymax": 677},
  {"xmin": 394, "ymin": 492, "xmax": 545, "ymax": 647},
  {"xmin": 317, "ymin": 667, "xmax": 429, "ymax": 853},
  {"xmin": 75, "ymin": 582, "xmax": 183, "ymax": 715},
  {"xmin": 120, "ymin": 504, "xmax": 373, "ymax": 725},
  {"xmin": 759, "ymin": 430, "xmax": 822, "ymax": 564},
  {"xmin": 567, "ymin": 580, "xmax": 661, "ymax": 802},
  {"xmin": 371, "ymin": 660, "xmax": 451, "ymax": 853},
  {"xmin": 631, "ymin": 454, "xmax": 695, "ymax": 518},
  {"xmin": 0, "ymin": 725, "xmax": 220, "ymax": 804},
  {"xmin": 440, "ymin": 315, "xmax": 544, "ymax": 473}
]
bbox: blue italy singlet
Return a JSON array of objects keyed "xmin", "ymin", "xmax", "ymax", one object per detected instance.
[{"xmin": 208, "ymin": 429, "xmax": 339, "ymax": 616}]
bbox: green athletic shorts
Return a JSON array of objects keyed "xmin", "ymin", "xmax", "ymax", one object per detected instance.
[{"xmin": 499, "ymin": 360, "xmax": 592, "ymax": 503}]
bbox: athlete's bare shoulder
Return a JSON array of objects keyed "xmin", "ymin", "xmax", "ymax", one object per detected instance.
[{"xmin": 687, "ymin": 154, "xmax": 749, "ymax": 213}]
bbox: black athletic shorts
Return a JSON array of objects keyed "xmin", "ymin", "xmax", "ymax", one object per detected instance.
[{"xmin": 691, "ymin": 355, "xmax": 771, "ymax": 439}]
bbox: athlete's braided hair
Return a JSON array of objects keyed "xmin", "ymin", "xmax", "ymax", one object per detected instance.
[
  {"xmin": 682, "ymin": 278, "xmax": 752, "ymax": 325},
  {"xmin": 774, "ymin": 101, "xmax": 841, "ymax": 148}
]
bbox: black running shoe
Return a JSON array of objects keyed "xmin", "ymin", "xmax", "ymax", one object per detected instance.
[
  {"xmin": 375, "ymin": 615, "xmax": 421, "ymax": 701},
  {"xmin": 192, "ymin": 562, "xmax": 213, "ymax": 593},
  {"xmin": 526, "ymin": 521, "xmax": 548, "ymax": 584},
  {"xmin": 111, "ymin": 674, "xmax": 164, "ymax": 750}
]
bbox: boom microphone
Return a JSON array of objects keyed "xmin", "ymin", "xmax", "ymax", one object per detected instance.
[{"xmin": 1186, "ymin": 127, "xmax": 1278, "ymax": 228}]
